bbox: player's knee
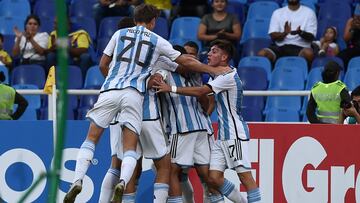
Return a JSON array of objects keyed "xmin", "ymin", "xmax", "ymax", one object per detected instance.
[{"xmin": 208, "ymin": 175, "xmax": 223, "ymax": 188}]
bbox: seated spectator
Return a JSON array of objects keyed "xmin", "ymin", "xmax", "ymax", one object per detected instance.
[
  {"xmin": 0, "ymin": 33, "xmax": 12, "ymax": 69},
  {"xmin": 258, "ymin": 0, "xmax": 317, "ymax": 65},
  {"xmin": 312, "ymin": 26, "xmax": 339, "ymax": 57},
  {"xmin": 93, "ymin": 0, "xmax": 140, "ymax": 27},
  {"xmin": 306, "ymin": 61, "xmax": 351, "ymax": 124},
  {"xmin": 0, "ymin": 71, "xmax": 28, "ymax": 120},
  {"xmin": 337, "ymin": 13, "xmax": 360, "ymax": 69},
  {"xmin": 46, "ymin": 18, "xmax": 93, "ymax": 76},
  {"xmin": 338, "ymin": 85, "xmax": 360, "ymax": 124},
  {"xmin": 12, "ymin": 15, "xmax": 49, "ymax": 67},
  {"xmin": 197, "ymin": 0, "xmax": 241, "ymax": 51}
]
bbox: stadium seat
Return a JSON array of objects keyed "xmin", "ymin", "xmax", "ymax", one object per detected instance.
[
  {"xmin": 241, "ymin": 106, "xmax": 263, "ymax": 122},
  {"xmin": 240, "ymin": 19, "xmax": 271, "ymax": 44},
  {"xmin": 0, "ymin": 0, "xmax": 30, "ymax": 20},
  {"xmin": 248, "ymin": 0, "xmax": 283, "ymax": 4},
  {"xmin": 240, "ymin": 38, "xmax": 272, "ymax": 58},
  {"xmin": 226, "ymin": 1, "xmax": 246, "ymax": 25},
  {"xmin": 78, "ymin": 93, "xmax": 98, "ymax": 120},
  {"xmin": 237, "ymin": 66, "xmax": 268, "ymax": 90},
  {"xmin": 238, "ymin": 66, "xmax": 267, "ymax": 114},
  {"xmin": 347, "ymin": 57, "xmax": 360, "ymax": 70},
  {"xmin": 71, "ymin": 17, "xmax": 97, "ymax": 41},
  {"xmin": 311, "ymin": 56, "xmax": 344, "ymax": 70},
  {"xmin": 273, "ymin": 56, "xmax": 308, "ymax": 80},
  {"xmin": 153, "ymin": 17, "xmax": 169, "ymax": 40},
  {"xmin": 84, "ymin": 65, "xmax": 105, "ymax": 89},
  {"xmin": 238, "ymin": 56, "xmax": 272, "ymax": 81},
  {"xmin": 98, "ymin": 16, "xmax": 123, "ymax": 39},
  {"xmin": 344, "ymin": 67, "xmax": 360, "ymax": 91},
  {"xmin": 96, "ymin": 37, "xmax": 110, "ymax": 60},
  {"xmin": 318, "ymin": 2, "xmax": 351, "ymax": 22},
  {"xmin": 305, "ymin": 66, "xmax": 323, "ymax": 90},
  {"xmin": 0, "ymin": 65, "xmax": 9, "ymax": 84},
  {"xmin": 11, "ymin": 65, "xmax": 46, "ymax": 88},
  {"xmin": 57, "ymin": 65, "xmax": 83, "ymax": 89},
  {"xmin": 13, "ymin": 84, "xmax": 41, "ymax": 120},
  {"xmin": 265, "ymin": 108, "xmax": 300, "ymax": 122},
  {"xmin": 69, "ymin": 0, "xmax": 94, "ymax": 18},
  {"xmin": 39, "ymin": 16, "xmax": 54, "ymax": 34},
  {"xmin": 169, "ymin": 17, "xmax": 201, "ymax": 41},
  {"xmin": 265, "ymin": 65, "xmax": 305, "ymax": 112},
  {"xmin": 247, "ymin": 1, "xmax": 279, "ymax": 21},
  {"xmin": 12, "ymin": 84, "xmax": 41, "ymax": 109},
  {"xmin": 2, "ymin": 34, "xmax": 14, "ymax": 54},
  {"xmin": 33, "ymin": 0, "xmax": 56, "ymax": 19},
  {"xmin": 0, "ymin": 17, "xmax": 24, "ymax": 35}
]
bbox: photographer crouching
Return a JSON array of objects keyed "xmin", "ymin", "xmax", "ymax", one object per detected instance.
[
  {"xmin": 338, "ymin": 85, "xmax": 360, "ymax": 124},
  {"xmin": 307, "ymin": 61, "xmax": 352, "ymax": 124}
]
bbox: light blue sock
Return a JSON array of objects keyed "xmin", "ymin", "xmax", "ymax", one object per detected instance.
[
  {"xmin": 247, "ymin": 188, "xmax": 261, "ymax": 203},
  {"xmin": 167, "ymin": 196, "xmax": 182, "ymax": 203},
  {"xmin": 123, "ymin": 192, "xmax": 136, "ymax": 203},
  {"xmin": 209, "ymin": 194, "xmax": 225, "ymax": 203}
]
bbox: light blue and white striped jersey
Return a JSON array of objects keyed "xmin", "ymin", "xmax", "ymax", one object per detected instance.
[
  {"xmin": 101, "ymin": 26, "xmax": 180, "ymax": 93},
  {"xmin": 143, "ymin": 56, "xmax": 178, "ymax": 120},
  {"xmin": 162, "ymin": 72, "xmax": 211, "ymax": 134},
  {"xmin": 207, "ymin": 70, "xmax": 250, "ymax": 141}
]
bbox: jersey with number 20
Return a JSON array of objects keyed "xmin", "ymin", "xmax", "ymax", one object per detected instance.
[{"xmin": 101, "ymin": 25, "xmax": 180, "ymax": 93}]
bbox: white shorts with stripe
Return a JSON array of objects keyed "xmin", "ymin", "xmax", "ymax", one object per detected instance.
[
  {"xmin": 210, "ymin": 139, "xmax": 251, "ymax": 173},
  {"xmin": 139, "ymin": 120, "xmax": 169, "ymax": 159},
  {"xmin": 86, "ymin": 88, "xmax": 143, "ymax": 134},
  {"xmin": 110, "ymin": 120, "xmax": 168, "ymax": 160},
  {"xmin": 169, "ymin": 131, "xmax": 211, "ymax": 167},
  {"xmin": 109, "ymin": 122, "xmax": 142, "ymax": 160}
]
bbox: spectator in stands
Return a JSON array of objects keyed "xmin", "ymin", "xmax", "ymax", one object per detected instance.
[
  {"xmin": 46, "ymin": 18, "xmax": 93, "ymax": 76},
  {"xmin": 338, "ymin": 85, "xmax": 360, "ymax": 124},
  {"xmin": 257, "ymin": 0, "xmax": 317, "ymax": 65},
  {"xmin": 93, "ymin": 0, "xmax": 140, "ymax": 27},
  {"xmin": 306, "ymin": 61, "xmax": 351, "ymax": 124},
  {"xmin": 0, "ymin": 33, "xmax": 12, "ymax": 69},
  {"xmin": 0, "ymin": 71, "xmax": 28, "ymax": 120},
  {"xmin": 171, "ymin": 0, "xmax": 209, "ymax": 19},
  {"xmin": 312, "ymin": 26, "xmax": 339, "ymax": 57},
  {"xmin": 197, "ymin": 0, "xmax": 241, "ymax": 51},
  {"xmin": 337, "ymin": 13, "xmax": 360, "ymax": 69},
  {"xmin": 12, "ymin": 14, "xmax": 49, "ymax": 67}
]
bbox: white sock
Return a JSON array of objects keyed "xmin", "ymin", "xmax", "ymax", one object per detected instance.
[
  {"xmin": 73, "ymin": 140, "xmax": 95, "ymax": 182},
  {"xmin": 123, "ymin": 192, "xmax": 136, "ymax": 203},
  {"xmin": 180, "ymin": 173, "xmax": 194, "ymax": 203},
  {"xmin": 99, "ymin": 168, "xmax": 120, "ymax": 203},
  {"xmin": 119, "ymin": 151, "xmax": 138, "ymax": 186},
  {"xmin": 154, "ymin": 183, "xmax": 169, "ymax": 203},
  {"xmin": 168, "ymin": 196, "xmax": 183, "ymax": 203},
  {"xmin": 220, "ymin": 178, "xmax": 245, "ymax": 203}
]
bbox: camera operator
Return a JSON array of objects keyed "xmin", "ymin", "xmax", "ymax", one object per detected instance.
[
  {"xmin": 338, "ymin": 85, "xmax": 360, "ymax": 124},
  {"xmin": 306, "ymin": 61, "xmax": 351, "ymax": 124},
  {"xmin": 337, "ymin": 13, "xmax": 360, "ymax": 69}
]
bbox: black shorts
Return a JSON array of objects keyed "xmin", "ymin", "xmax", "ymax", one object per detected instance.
[{"xmin": 266, "ymin": 44, "xmax": 304, "ymax": 59}]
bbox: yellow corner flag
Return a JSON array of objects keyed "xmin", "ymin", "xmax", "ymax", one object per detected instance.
[{"xmin": 43, "ymin": 66, "xmax": 56, "ymax": 94}]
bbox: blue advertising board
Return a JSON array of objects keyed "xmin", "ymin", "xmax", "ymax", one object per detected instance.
[{"xmin": 0, "ymin": 121, "xmax": 155, "ymax": 203}]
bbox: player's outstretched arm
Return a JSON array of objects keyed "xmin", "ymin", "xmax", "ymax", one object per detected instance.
[
  {"xmin": 175, "ymin": 54, "xmax": 229, "ymax": 76},
  {"xmin": 99, "ymin": 54, "xmax": 112, "ymax": 77},
  {"xmin": 154, "ymin": 81, "xmax": 212, "ymax": 98}
]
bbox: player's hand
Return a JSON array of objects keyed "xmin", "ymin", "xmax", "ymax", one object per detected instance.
[
  {"xmin": 343, "ymin": 105, "xmax": 358, "ymax": 117},
  {"xmin": 153, "ymin": 81, "xmax": 171, "ymax": 93},
  {"xmin": 284, "ymin": 21, "xmax": 291, "ymax": 35},
  {"xmin": 210, "ymin": 65, "xmax": 232, "ymax": 76},
  {"xmin": 148, "ymin": 73, "xmax": 164, "ymax": 89},
  {"xmin": 13, "ymin": 27, "xmax": 23, "ymax": 39}
]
